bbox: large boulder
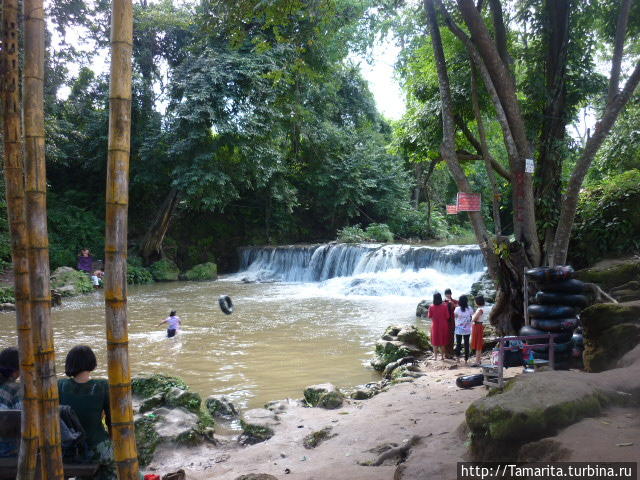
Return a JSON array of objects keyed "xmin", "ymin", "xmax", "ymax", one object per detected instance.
[
  {"xmin": 132, "ymin": 374, "xmax": 188, "ymax": 398},
  {"xmin": 183, "ymin": 262, "xmax": 218, "ymax": 281},
  {"xmin": 470, "ymin": 272, "xmax": 497, "ymax": 303},
  {"xmin": 165, "ymin": 387, "xmax": 202, "ymax": 414},
  {"xmin": 303, "ymin": 383, "xmax": 344, "ymax": 409},
  {"xmin": 239, "ymin": 409, "xmax": 279, "ymax": 445},
  {"xmin": 50, "ymin": 267, "xmax": 93, "ymax": 296},
  {"xmin": 416, "ymin": 299, "xmax": 430, "ymax": 318},
  {"xmin": 575, "ymin": 259, "xmax": 640, "ymax": 291},
  {"xmin": 370, "ymin": 325, "xmax": 430, "ymax": 371},
  {"xmin": 581, "ymin": 301, "xmax": 640, "ymax": 372}
]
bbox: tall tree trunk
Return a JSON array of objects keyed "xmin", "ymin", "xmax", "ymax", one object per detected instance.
[
  {"xmin": 535, "ymin": 0, "xmax": 570, "ymax": 260},
  {"xmin": 424, "ymin": 0, "xmax": 498, "ymax": 281},
  {"xmin": 456, "ymin": 0, "xmax": 540, "ymax": 266},
  {"xmin": 140, "ymin": 187, "xmax": 179, "ymax": 264},
  {"xmin": 2, "ymin": 2, "xmax": 40, "ymax": 477},
  {"xmin": 105, "ymin": 1, "xmax": 140, "ymax": 478},
  {"xmin": 24, "ymin": 0, "xmax": 64, "ymax": 477}
]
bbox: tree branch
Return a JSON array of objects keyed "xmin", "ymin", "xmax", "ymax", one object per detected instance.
[
  {"xmin": 551, "ymin": 60, "xmax": 640, "ymax": 265},
  {"xmin": 456, "ymin": 114, "xmax": 512, "ymax": 180},
  {"xmin": 607, "ymin": 0, "xmax": 632, "ymax": 104},
  {"xmin": 488, "ymin": 0, "xmax": 512, "ymax": 70}
]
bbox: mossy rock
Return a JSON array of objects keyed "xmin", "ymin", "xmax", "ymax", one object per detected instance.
[
  {"xmin": 206, "ymin": 395, "xmax": 238, "ymax": 418},
  {"xmin": 303, "ymin": 383, "xmax": 344, "ymax": 408},
  {"xmin": 581, "ymin": 302, "xmax": 640, "ymax": 337},
  {"xmin": 165, "ymin": 387, "xmax": 202, "ymax": 414},
  {"xmin": 132, "ymin": 374, "xmax": 188, "ymax": 399},
  {"xmin": 184, "ymin": 262, "xmax": 218, "ymax": 281},
  {"xmin": 134, "ymin": 415, "xmax": 161, "ymax": 466},
  {"xmin": 396, "ymin": 326, "xmax": 431, "ymax": 350},
  {"xmin": 50, "ymin": 267, "xmax": 93, "ymax": 296},
  {"xmin": 149, "ymin": 259, "xmax": 180, "ymax": 281},
  {"xmin": 575, "ymin": 261, "xmax": 640, "ymax": 290},
  {"xmin": 318, "ymin": 390, "xmax": 344, "ymax": 409},
  {"xmin": 371, "ymin": 340, "xmax": 413, "ymax": 371},
  {"xmin": 303, "ymin": 427, "xmax": 336, "ymax": 449},
  {"xmin": 584, "ymin": 323, "xmax": 640, "ymax": 373},
  {"xmin": 239, "ymin": 409, "xmax": 278, "ymax": 444},
  {"xmin": 138, "ymin": 393, "xmax": 165, "ymax": 414}
]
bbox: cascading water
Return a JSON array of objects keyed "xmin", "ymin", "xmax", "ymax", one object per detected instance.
[{"xmin": 235, "ymin": 243, "xmax": 486, "ymax": 297}]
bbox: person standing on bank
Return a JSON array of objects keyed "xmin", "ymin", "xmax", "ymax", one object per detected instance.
[
  {"xmin": 427, "ymin": 293, "xmax": 450, "ymax": 362},
  {"xmin": 444, "ymin": 289, "xmax": 458, "ymax": 358},
  {"xmin": 58, "ymin": 345, "xmax": 116, "ymax": 480},
  {"xmin": 453, "ymin": 295, "xmax": 473, "ymax": 364},
  {"xmin": 471, "ymin": 295, "xmax": 487, "ymax": 367},
  {"xmin": 77, "ymin": 248, "xmax": 94, "ymax": 274},
  {"xmin": 158, "ymin": 310, "xmax": 181, "ymax": 338}
]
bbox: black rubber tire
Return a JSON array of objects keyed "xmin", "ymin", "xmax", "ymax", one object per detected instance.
[
  {"xmin": 519, "ymin": 326, "xmax": 572, "ymax": 345},
  {"xmin": 456, "ymin": 374, "xmax": 484, "ymax": 389},
  {"xmin": 533, "ymin": 292, "xmax": 589, "ymax": 308},
  {"xmin": 536, "ymin": 279, "xmax": 586, "ymax": 294},
  {"xmin": 526, "ymin": 266, "xmax": 574, "ymax": 283},
  {"xmin": 528, "ymin": 304, "xmax": 578, "ymax": 319},
  {"xmin": 534, "ymin": 350, "xmax": 572, "ymax": 361},
  {"xmin": 530, "ymin": 317, "xmax": 579, "ymax": 332},
  {"xmin": 218, "ymin": 295, "xmax": 234, "ymax": 315}
]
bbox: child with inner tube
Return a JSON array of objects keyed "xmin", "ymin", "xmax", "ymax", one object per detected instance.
[{"xmin": 158, "ymin": 310, "xmax": 181, "ymax": 338}]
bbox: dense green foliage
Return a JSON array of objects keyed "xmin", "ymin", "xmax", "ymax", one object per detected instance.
[
  {"xmin": 0, "ymin": 286, "xmax": 15, "ymax": 304},
  {"xmin": 149, "ymin": 259, "xmax": 180, "ymax": 282},
  {"xmin": 337, "ymin": 223, "xmax": 394, "ymax": 243},
  {"xmin": 127, "ymin": 265, "xmax": 155, "ymax": 285},
  {"xmin": 183, "ymin": 262, "xmax": 218, "ymax": 281},
  {"xmin": 570, "ymin": 170, "xmax": 640, "ymax": 268}
]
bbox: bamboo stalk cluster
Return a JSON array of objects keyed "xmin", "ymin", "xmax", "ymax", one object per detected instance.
[{"xmin": 1, "ymin": 0, "xmax": 138, "ymax": 478}]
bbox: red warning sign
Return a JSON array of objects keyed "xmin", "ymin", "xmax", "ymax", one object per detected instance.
[
  {"xmin": 446, "ymin": 205, "xmax": 458, "ymax": 214},
  {"xmin": 456, "ymin": 192, "xmax": 481, "ymax": 212}
]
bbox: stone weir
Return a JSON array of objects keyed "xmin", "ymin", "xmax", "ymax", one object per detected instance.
[{"xmin": 237, "ymin": 243, "xmax": 486, "ymax": 284}]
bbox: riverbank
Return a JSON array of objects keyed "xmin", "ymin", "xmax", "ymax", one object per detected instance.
[{"xmin": 143, "ymin": 357, "xmax": 501, "ymax": 479}]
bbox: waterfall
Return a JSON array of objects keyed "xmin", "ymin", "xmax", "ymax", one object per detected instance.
[{"xmin": 235, "ymin": 243, "xmax": 486, "ymax": 297}]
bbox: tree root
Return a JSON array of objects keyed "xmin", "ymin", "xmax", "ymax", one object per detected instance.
[{"xmin": 359, "ymin": 435, "xmax": 424, "ymax": 466}]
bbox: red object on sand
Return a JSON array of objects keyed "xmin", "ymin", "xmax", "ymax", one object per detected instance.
[
  {"xmin": 456, "ymin": 192, "xmax": 481, "ymax": 211},
  {"xmin": 144, "ymin": 475, "xmax": 161, "ymax": 480}
]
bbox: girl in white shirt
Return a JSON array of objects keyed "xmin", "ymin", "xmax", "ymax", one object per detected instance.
[{"xmin": 454, "ymin": 295, "xmax": 473, "ymax": 364}]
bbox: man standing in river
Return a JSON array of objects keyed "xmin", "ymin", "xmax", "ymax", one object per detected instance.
[{"xmin": 444, "ymin": 289, "xmax": 458, "ymax": 358}]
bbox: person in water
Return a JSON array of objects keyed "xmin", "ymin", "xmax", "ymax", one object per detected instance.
[
  {"xmin": 453, "ymin": 295, "xmax": 473, "ymax": 364},
  {"xmin": 158, "ymin": 310, "xmax": 181, "ymax": 338},
  {"xmin": 427, "ymin": 293, "xmax": 450, "ymax": 361},
  {"xmin": 58, "ymin": 345, "xmax": 115, "ymax": 480},
  {"xmin": 443, "ymin": 289, "xmax": 458, "ymax": 358},
  {"xmin": 471, "ymin": 295, "xmax": 487, "ymax": 367}
]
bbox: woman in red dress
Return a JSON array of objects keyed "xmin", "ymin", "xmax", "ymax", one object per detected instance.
[{"xmin": 428, "ymin": 292, "xmax": 451, "ymax": 361}]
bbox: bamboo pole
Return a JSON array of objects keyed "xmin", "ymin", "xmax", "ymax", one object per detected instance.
[
  {"xmin": 105, "ymin": 1, "xmax": 140, "ymax": 478},
  {"xmin": 23, "ymin": 0, "xmax": 64, "ymax": 477},
  {"xmin": 1, "ymin": 1, "xmax": 40, "ymax": 478}
]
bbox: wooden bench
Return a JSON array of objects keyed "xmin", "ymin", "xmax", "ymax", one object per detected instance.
[{"xmin": 0, "ymin": 410, "xmax": 98, "ymax": 479}]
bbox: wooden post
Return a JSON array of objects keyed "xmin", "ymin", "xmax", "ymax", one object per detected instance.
[
  {"xmin": 23, "ymin": 0, "xmax": 65, "ymax": 477},
  {"xmin": 105, "ymin": 0, "xmax": 140, "ymax": 478},
  {"xmin": 523, "ymin": 267, "xmax": 530, "ymax": 326},
  {"xmin": 1, "ymin": 1, "xmax": 40, "ymax": 477}
]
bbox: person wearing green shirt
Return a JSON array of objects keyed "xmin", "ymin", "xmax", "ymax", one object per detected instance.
[{"xmin": 58, "ymin": 345, "xmax": 115, "ymax": 480}]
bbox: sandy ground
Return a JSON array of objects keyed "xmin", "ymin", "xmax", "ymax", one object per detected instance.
[{"xmin": 144, "ymin": 357, "xmax": 505, "ymax": 480}]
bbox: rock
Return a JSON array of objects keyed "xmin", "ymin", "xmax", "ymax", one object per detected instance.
[
  {"xmin": 50, "ymin": 267, "xmax": 93, "ymax": 296},
  {"xmin": 517, "ymin": 439, "xmax": 571, "ymax": 462},
  {"xmin": 0, "ymin": 303, "xmax": 16, "ymax": 311},
  {"xmin": 206, "ymin": 395, "xmax": 238, "ymax": 418},
  {"xmin": 575, "ymin": 259, "xmax": 640, "ymax": 291},
  {"xmin": 465, "ymin": 354, "xmax": 640, "ymax": 461},
  {"xmin": 184, "ymin": 262, "xmax": 218, "ymax": 281},
  {"xmin": 264, "ymin": 398, "xmax": 302, "ymax": 413},
  {"xmin": 152, "ymin": 407, "xmax": 203, "ymax": 446},
  {"xmin": 303, "ymin": 427, "xmax": 336, "ymax": 449},
  {"xmin": 383, "ymin": 356, "xmax": 417, "ymax": 378},
  {"xmin": 165, "ymin": 387, "xmax": 202, "ymax": 414},
  {"xmin": 581, "ymin": 302, "xmax": 640, "ymax": 372},
  {"xmin": 351, "ymin": 389, "xmax": 375, "ymax": 400},
  {"xmin": 149, "ymin": 259, "xmax": 180, "ymax": 281},
  {"xmin": 470, "ymin": 272, "xmax": 497, "ymax": 303},
  {"xmin": 303, "ymin": 383, "xmax": 344, "ymax": 409},
  {"xmin": 234, "ymin": 475, "xmax": 279, "ymax": 480},
  {"xmin": 397, "ymin": 326, "xmax": 430, "ymax": 350},
  {"xmin": 239, "ymin": 409, "xmax": 279, "ymax": 445},
  {"xmin": 132, "ymin": 374, "xmax": 189, "ymax": 399},
  {"xmin": 139, "ymin": 393, "xmax": 165, "ymax": 414},
  {"xmin": 134, "ymin": 415, "xmax": 161, "ymax": 466},
  {"xmin": 416, "ymin": 300, "xmax": 430, "ymax": 318},
  {"xmin": 370, "ymin": 326, "xmax": 430, "ymax": 372}
]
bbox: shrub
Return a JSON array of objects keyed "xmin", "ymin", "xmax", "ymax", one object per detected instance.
[
  {"xmin": 127, "ymin": 265, "xmax": 154, "ymax": 285},
  {"xmin": 50, "ymin": 268, "xmax": 94, "ymax": 296},
  {"xmin": 149, "ymin": 259, "xmax": 180, "ymax": 281},
  {"xmin": 364, "ymin": 223, "xmax": 394, "ymax": 243},
  {"xmin": 337, "ymin": 225, "xmax": 367, "ymax": 243},
  {"xmin": 184, "ymin": 262, "xmax": 217, "ymax": 281},
  {"xmin": 570, "ymin": 169, "xmax": 640, "ymax": 268},
  {"xmin": 0, "ymin": 286, "xmax": 15, "ymax": 304}
]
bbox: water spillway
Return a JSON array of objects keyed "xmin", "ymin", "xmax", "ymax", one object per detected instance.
[{"xmin": 236, "ymin": 243, "xmax": 486, "ymax": 297}]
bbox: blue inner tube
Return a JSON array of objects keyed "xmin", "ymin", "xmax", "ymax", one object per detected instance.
[
  {"xmin": 531, "ymin": 317, "xmax": 579, "ymax": 332},
  {"xmin": 218, "ymin": 295, "xmax": 234, "ymax": 315}
]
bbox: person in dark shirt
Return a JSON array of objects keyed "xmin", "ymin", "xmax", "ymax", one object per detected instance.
[
  {"xmin": 0, "ymin": 347, "xmax": 22, "ymax": 457},
  {"xmin": 77, "ymin": 249, "xmax": 94, "ymax": 274},
  {"xmin": 58, "ymin": 346, "xmax": 115, "ymax": 480}
]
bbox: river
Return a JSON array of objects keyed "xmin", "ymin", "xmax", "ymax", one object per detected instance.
[{"xmin": 0, "ymin": 243, "xmax": 485, "ymax": 410}]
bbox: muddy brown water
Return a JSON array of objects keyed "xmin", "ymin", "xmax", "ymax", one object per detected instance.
[{"xmin": 1, "ymin": 279, "xmax": 432, "ymax": 410}]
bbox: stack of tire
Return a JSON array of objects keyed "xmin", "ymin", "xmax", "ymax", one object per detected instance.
[{"xmin": 520, "ymin": 266, "xmax": 588, "ymax": 370}]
